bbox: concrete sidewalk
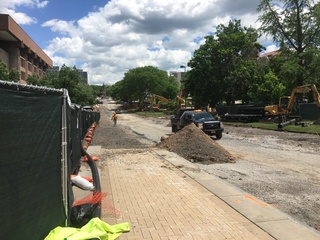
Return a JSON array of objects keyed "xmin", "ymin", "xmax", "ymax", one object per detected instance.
[{"xmin": 85, "ymin": 145, "xmax": 320, "ymax": 240}]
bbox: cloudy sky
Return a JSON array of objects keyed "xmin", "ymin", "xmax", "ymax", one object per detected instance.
[{"xmin": 1, "ymin": 0, "xmax": 280, "ymax": 85}]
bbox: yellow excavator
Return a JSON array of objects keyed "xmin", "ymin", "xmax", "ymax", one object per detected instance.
[
  {"xmin": 149, "ymin": 94, "xmax": 169, "ymax": 111},
  {"xmin": 175, "ymin": 95, "xmax": 195, "ymax": 109},
  {"xmin": 176, "ymin": 95, "xmax": 186, "ymax": 108},
  {"xmin": 264, "ymin": 84, "xmax": 320, "ymax": 124}
]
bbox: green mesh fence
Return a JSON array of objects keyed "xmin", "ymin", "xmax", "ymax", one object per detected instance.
[{"xmin": 0, "ymin": 81, "xmax": 101, "ymax": 239}]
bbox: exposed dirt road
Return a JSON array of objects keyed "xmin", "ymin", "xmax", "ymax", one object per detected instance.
[
  {"xmin": 98, "ymin": 99, "xmax": 320, "ymax": 232},
  {"xmin": 204, "ymin": 126, "xmax": 320, "ymax": 232}
]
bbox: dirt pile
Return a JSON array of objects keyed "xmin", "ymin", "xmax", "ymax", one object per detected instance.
[{"xmin": 157, "ymin": 124, "xmax": 235, "ymax": 164}]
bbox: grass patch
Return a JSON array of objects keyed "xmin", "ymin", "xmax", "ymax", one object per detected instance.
[{"xmin": 279, "ymin": 123, "xmax": 320, "ymax": 133}]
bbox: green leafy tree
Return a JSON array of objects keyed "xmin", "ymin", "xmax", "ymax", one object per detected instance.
[
  {"xmin": 109, "ymin": 80, "xmax": 126, "ymax": 101},
  {"xmin": 90, "ymin": 85, "xmax": 103, "ymax": 97},
  {"xmin": 48, "ymin": 65, "xmax": 84, "ymax": 103},
  {"xmin": 161, "ymin": 76, "xmax": 179, "ymax": 99},
  {"xmin": 168, "ymin": 75, "xmax": 180, "ymax": 87},
  {"xmin": 257, "ymin": 0, "xmax": 320, "ymax": 86},
  {"xmin": 250, "ymin": 71, "xmax": 286, "ymax": 103},
  {"xmin": 187, "ymin": 20, "xmax": 263, "ymax": 107},
  {"xmin": 71, "ymin": 84, "xmax": 96, "ymax": 106},
  {"xmin": 0, "ymin": 60, "xmax": 9, "ymax": 80},
  {"xmin": 300, "ymin": 47, "xmax": 320, "ymax": 85},
  {"xmin": 44, "ymin": 65, "xmax": 97, "ymax": 105},
  {"xmin": 8, "ymin": 68, "xmax": 20, "ymax": 82},
  {"xmin": 186, "ymin": 36, "xmax": 223, "ymax": 107},
  {"xmin": 53, "ymin": 65, "xmax": 82, "ymax": 90},
  {"xmin": 121, "ymin": 66, "xmax": 170, "ymax": 108},
  {"xmin": 0, "ymin": 61, "xmax": 20, "ymax": 82},
  {"xmin": 162, "ymin": 83, "xmax": 179, "ymax": 100},
  {"xmin": 43, "ymin": 69, "xmax": 59, "ymax": 88},
  {"xmin": 2, "ymin": 61, "xmax": 98, "ymax": 105},
  {"xmin": 27, "ymin": 74, "xmax": 44, "ymax": 85}
]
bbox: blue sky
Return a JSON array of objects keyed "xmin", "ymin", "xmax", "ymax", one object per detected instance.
[
  {"xmin": 14, "ymin": 1, "xmax": 106, "ymax": 48},
  {"xmin": 1, "ymin": 0, "xmax": 280, "ymax": 85}
]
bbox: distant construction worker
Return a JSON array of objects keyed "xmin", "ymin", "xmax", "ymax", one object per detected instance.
[{"xmin": 111, "ymin": 112, "xmax": 118, "ymax": 126}]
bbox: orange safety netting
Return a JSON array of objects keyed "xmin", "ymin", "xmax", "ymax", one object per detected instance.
[
  {"xmin": 72, "ymin": 191, "xmax": 121, "ymax": 218},
  {"xmin": 100, "ymin": 198, "xmax": 122, "ymax": 218},
  {"xmin": 73, "ymin": 191, "xmax": 107, "ymax": 207}
]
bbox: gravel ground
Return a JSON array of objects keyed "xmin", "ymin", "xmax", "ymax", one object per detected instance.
[
  {"xmin": 92, "ymin": 101, "xmax": 320, "ymax": 232},
  {"xmin": 209, "ymin": 126, "xmax": 320, "ymax": 231}
]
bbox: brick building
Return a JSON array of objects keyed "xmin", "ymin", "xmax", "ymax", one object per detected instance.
[{"xmin": 0, "ymin": 14, "xmax": 52, "ymax": 83}]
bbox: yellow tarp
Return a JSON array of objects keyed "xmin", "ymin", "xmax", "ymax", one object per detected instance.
[{"xmin": 45, "ymin": 217, "xmax": 130, "ymax": 240}]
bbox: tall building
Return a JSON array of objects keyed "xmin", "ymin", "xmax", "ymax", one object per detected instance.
[
  {"xmin": 77, "ymin": 69, "xmax": 88, "ymax": 84},
  {"xmin": 52, "ymin": 66, "xmax": 88, "ymax": 84},
  {"xmin": 169, "ymin": 71, "xmax": 185, "ymax": 84},
  {"xmin": 0, "ymin": 14, "xmax": 53, "ymax": 83}
]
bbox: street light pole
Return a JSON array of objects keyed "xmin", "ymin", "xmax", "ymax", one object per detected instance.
[
  {"xmin": 180, "ymin": 65, "xmax": 186, "ymax": 79},
  {"xmin": 180, "ymin": 65, "xmax": 187, "ymax": 108}
]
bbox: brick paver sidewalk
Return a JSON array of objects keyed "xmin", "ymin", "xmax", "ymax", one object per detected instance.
[{"xmin": 100, "ymin": 148, "xmax": 274, "ymax": 240}]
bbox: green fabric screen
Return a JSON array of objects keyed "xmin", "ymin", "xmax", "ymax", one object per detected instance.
[{"xmin": 0, "ymin": 84, "xmax": 65, "ymax": 239}]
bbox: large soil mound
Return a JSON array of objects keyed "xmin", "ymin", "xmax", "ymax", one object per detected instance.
[{"xmin": 157, "ymin": 123, "xmax": 235, "ymax": 164}]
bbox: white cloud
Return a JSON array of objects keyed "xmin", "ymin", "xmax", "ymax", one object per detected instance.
[
  {"xmin": 42, "ymin": 19, "xmax": 78, "ymax": 37},
  {"xmin": 35, "ymin": 0, "xmax": 48, "ymax": 8},
  {"xmin": 0, "ymin": 0, "xmax": 47, "ymax": 24},
  {"xmin": 3, "ymin": 0, "xmax": 288, "ymax": 85},
  {"xmin": 7, "ymin": 10, "xmax": 37, "ymax": 24},
  {"xmin": 44, "ymin": 0, "xmax": 233, "ymax": 84}
]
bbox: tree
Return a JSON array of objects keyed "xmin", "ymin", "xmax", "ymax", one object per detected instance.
[
  {"xmin": 44, "ymin": 65, "xmax": 97, "ymax": 105},
  {"xmin": 250, "ymin": 70, "xmax": 286, "ymax": 103},
  {"xmin": 51, "ymin": 65, "xmax": 82, "ymax": 90},
  {"xmin": 1, "ymin": 60, "xmax": 98, "ymax": 105},
  {"xmin": 90, "ymin": 85, "xmax": 103, "ymax": 97},
  {"xmin": 121, "ymin": 66, "xmax": 170, "ymax": 108},
  {"xmin": 186, "ymin": 36, "xmax": 220, "ymax": 107},
  {"xmin": 187, "ymin": 20, "xmax": 264, "ymax": 107},
  {"xmin": 71, "ymin": 84, "xmax": 96, "ymax": 106},
  {"xmin": 109, "ymin": 80, "xmax": 126, "ymax": 101},
  {"xmin": 257, "ymin": 0, "xmax": 320, "ymax": 86},
  {"xmin": 8, "ymin": 68, "xmax": 20, "ymax": 82},
  {"xmin": 0, "ymin": 60, "xmax": 9, "ymax": 80},
  {"xmin": 0, "ymin": 61, "xmax": 20, "ymax": 82},
  {"xmin": 43, "ymin": 69, "xmax": 59, "ymax": 88},
  {"xmin": 47, "ymin": 65, "xmax": 86, "ymax": 103},
  {"xmin": 162, "ymin": 83, "xmax": 179, "ymax": 100},
  {"xmin": 27, "ymin": 74, "xmax": 44, "ymax": 85}
]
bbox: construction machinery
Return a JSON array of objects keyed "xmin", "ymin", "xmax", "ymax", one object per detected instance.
[
  {"xmin": 176, "ymin": 95, "xmax": 186, "ymax": 108},
  {"xmin": 148, "ymin": 94, "xmax": 169, "ymax": 111},
  {"xmin": 176, "ymin": 95, "xmax": 195, "ymax": 109},
  {"xmin": 221, "ymin": 105, "xmax": 266, "ymax": 123},
  {"xmin": 264, "ymin": 84, "xmax": 320, "ymax": 124}
]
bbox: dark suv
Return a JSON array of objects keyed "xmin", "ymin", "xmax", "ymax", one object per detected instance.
[{"xmin": 171, "ymin": 109, "xmax": 224, "ymax": 139}]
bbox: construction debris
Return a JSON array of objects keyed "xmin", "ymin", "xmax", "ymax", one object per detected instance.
[{"xmin": 157, "ymin": 123, "xmax": 235, "ymax": 164}]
